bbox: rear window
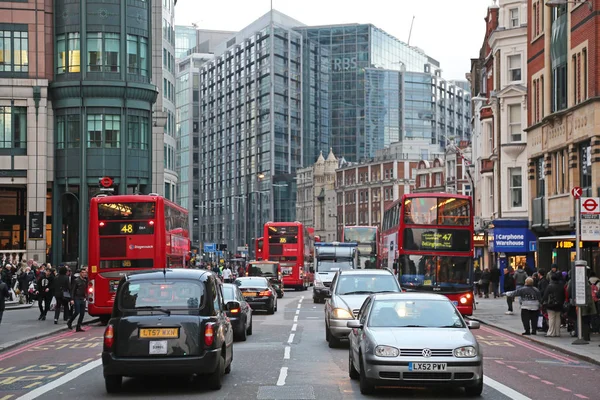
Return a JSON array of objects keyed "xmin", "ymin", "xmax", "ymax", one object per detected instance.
[
  {"xmin": 335, "ymin": 274, "xmax": 400, "ymax": 295},
  {"xmin": 98, "ymin": 202, "xmax": 156, "ymax": 220},
  {"xmin": 235, "ymin": 277, "xmax": 269, "ymax": 288},
  {"xmin": 248, "ymin": 263, "xmax": 277, "ymax": 277},
  {"xmin": 118, "ymin": 280, "xmax": 207, "ymax": 315}
]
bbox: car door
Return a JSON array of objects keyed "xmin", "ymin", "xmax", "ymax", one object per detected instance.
[
  {"xmin": 214, "ymin": 281, "xmax": 234, "ymax": 363},
  {"xmin": 350, "ymin": 297, "xmax": 372, "ymax": 367},
  {"xmin": 236, "ymin": 286, "xmax": 250, "ymax": 329}
]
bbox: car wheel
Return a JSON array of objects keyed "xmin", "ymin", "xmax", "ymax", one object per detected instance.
[
  {"xmin": 325, "ymin": 323, "xmax": 330, "ymax": 342},
  {"xmin": 99, "ymin": 315, "xmax": 110, "ymax": 326},
  {"xmin": 349, "ymin": 350, "xmax": 359, "ymax": 380},
  {"xmin": 275, "ymin": 298, "xmax": 278, "ymax": 312},
  {"xmin": 224, "ymin": 353, "xmax": 232, "ymax": 375},
  {"xmin": 464, "ymin": 378, "xmax": 483, "ymax": 397},
  {"xmin": 247, "ymin": 315, "xmax": 253, "ymax": 335},
  {"xmin": 328, "ymin": 328, "xmax": 340, "ymax": 348},
  {"xmin": 104, "ymin": 375, "xmax": 122, "ymax": 393},
  {"xmin": 207, "ymin": 353, "xmax": 225, "ymax": 390},
  {"xmin": 236, "ymin": 319, "xmax": 247, "ymax": 341},
  {"xmin": 359, "ymin": 356, "xmax": 375, "ymax": 395},
  {"xmin": 267, "ymin": 301, "xmax": 275, "ymax": 315}
]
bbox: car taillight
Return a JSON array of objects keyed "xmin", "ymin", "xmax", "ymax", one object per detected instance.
[
  {"xmin": 258, "ymin": 290, "xmax": 271, "ymax": 297},
  {"xmin": 204, "ymin": 323, "xmax": 215, "ymax": 346},
  {"xmin": 88, "ymin": 280, "xmax": 95, "ymax": 304},
  {"xmin": 104, "ymin": 324, "xmax": 114, "ymax": 351}
]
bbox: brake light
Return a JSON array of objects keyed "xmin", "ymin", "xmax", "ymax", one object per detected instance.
[
  {"xmin": 230, "ymin": 308, "xmax": 240, "ymax": 314},
  {"xmin": 258, "ymin": 290, "xmax": 271, "ymax": 297},
  {"xmin": 104, "ymin": 325, "xmax": 114, "ymax": 350},
  {"xmin": 149, "ymin": 220, "xmax": 155, "ymax": 225},
  {"xmin": 204, "ymin": 323, "xmax": 215, "ymax": 346},
  {"xmin": 88, "ymin": 280, "xmax": 95, "ymax": 304},
  {"xmin": 466, "ymin": 293, "xmax": 472, "ymax": 299},
  {"xmin": 99, "ymin": 222, "xmax": 105, "ymax": 227},
  {"xmin": 460, "ymin": 296, "xmax": 468, "ymax": 304}
]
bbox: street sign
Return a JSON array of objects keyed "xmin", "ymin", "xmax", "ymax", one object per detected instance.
[
  {"xmin": 99, "ymin": 176, "xmax": 114, "ymax": 188},
  {"xmin": 528, "ymin": 241, "xmax": 537, "ymax": 252},
  {"xmin": 571, "ymin": 186, "xmax": 582, "ymax": 199},
  {"xmin": 204, "ymin": 243, "xmax": 216, "ymax": 252},
  {"xmin": 580, "ymin": 197, "xmax": 600, "ymax": 241},
  {"xmin": 574, "ymin": 260, "xmax": 588, "ymax": 306},
  {"xmin": 237, "ymin": 246, "xmax": 248, "ymax": 252}
]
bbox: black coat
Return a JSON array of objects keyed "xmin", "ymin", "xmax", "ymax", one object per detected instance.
[
  {"xmin": 53, "ymin": 275, "xmax": 71, "ymax": 298},
  {"xmin": 0, "ymin": 281, "xmax": 8, "ymax": 311},
  {"xmin": 503, "ymin": 274, "xmax": 516, "ymax": 292},
  {"xmin": 542, "ymin": 281, "xmax": 566, "ymax": 311}
]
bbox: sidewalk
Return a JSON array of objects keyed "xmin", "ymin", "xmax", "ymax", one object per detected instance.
[
  {"xmin": 470, "ymin": 296, "xmax": 600, "ymax": 365},
  {"xmin": 0, "ymin": 302, "xmax": 99, "ymax": 352}
]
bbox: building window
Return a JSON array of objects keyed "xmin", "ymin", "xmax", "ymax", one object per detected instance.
[
  {"xmin": 87, "ymin": 33, "xmax": 120, "ymax": 72},
  {"xmin": 419, "ymin": 175, "xmax": 426, "ymax": 188},
  {"xmin": 127, "ymin": 116, "xmax": 149, "ymax": 150},
  {"xmin": 87, "ymin": 114, "xmax": 121, "ymax": 148},
  {"xmin": 435, "ymin": 173, "xmax": 441, "ymax": 187},
  {"xmin": 0, "ymin": 30, "xmax": 28, "ymax": 72},
  {"xmin": 508, "ymin": 104, "xmax": 522, "ymax": 142},
  {"xmin": 510, "ymin": 8, "xmax": 519, "ymax": 27},
  {"xmin": 509, "ymin": 167, "xmax": 522, "ymax": 208},
  {"xmin": 536, "ymin": 157, "xmax": 545, "ymax": 197},
  {"xmin": 126, "ymin": 35, "xmax": 148, "ymax": 76},
  {"xmin": 580, "ymin": 141, "xmax": 592, "ymax": 190},
  {"xmin": 508, "ymin": 55, "xmax": 521, "ymax": 82},
  {"xmin": 0, "ymin": 106, "xmax": 26, "ymax": 149},
  {"xmin": 554, "ymin": 150, "xmax": 567, "ymax": 194},
  {"xmin": 56, "ymin": 115, "xmax": 81, "ymax": 149},
  {"xmin": 57, "ymin": 33, "xmax": 80, "ymax": 73}
]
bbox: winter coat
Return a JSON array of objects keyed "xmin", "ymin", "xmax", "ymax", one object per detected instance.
[
  {"xmin": 71, "ymin": 276, "xmax": 87, "ymax": 300},
  {"xmin": 505, "ymin": 286, "xmax": 541, "ymax": 311},
  {"xmin": 537, "ymin": 277, "xmax": 550, "ymax": 295},
  {"xmin": 490, "ymin": 268, "xmax": 500, "ymax": 283},
  {"xmin": 503, "ymin": 274, "xmax": 516, "ymax": 292},
  {"xmin": 37, "ymin": 272, "xmax": 52, "ymax": 298},
  {"xmin": 514, "ymin": 269, "xmax": 528, "ymax": 286},
  {"xmin": 53, "ymin": 275, "xmax": 71, "ymax": 298},
  {"xmin": 480, "ymin": 271, "xmax": 491, "ymax": 285},
  {"xmin": 542, "ymin": 281, "xmax": 565, "ymax": 311},
  {"xmin": 0, "ymin": 281, "xmax": 9, "ymax": 311}
]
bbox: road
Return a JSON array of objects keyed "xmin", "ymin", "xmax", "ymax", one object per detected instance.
[{"xmin": 0, "ymin": 291, "xmax": 597, "ymax": 400}]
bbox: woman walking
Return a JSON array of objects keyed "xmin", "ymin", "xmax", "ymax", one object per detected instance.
[
  {"xmin": 53, "ymin": 266, "xmax": 71, "ymax": 324},
  {"xmin": 543, "ymin": 273, "xmax": 566, "ymax": 337}
]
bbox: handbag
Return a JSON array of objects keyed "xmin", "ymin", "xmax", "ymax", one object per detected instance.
[{"xmin": 62, "ymin": 290, "xmax": 71, "ymax": 299}]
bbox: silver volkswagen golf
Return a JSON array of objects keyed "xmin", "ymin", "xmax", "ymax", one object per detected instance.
[{"xmin": 347, "ymin": 293, "xmax": 483, "ymax": 396}]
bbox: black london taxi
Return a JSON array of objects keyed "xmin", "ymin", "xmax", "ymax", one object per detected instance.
[
  {"xmin": 246, "ymin": 260, "xmax": 284, "ymax": 298},
  {"xmin": 102, "ymin": 269, "xmax": 234, "ymax": 393}
]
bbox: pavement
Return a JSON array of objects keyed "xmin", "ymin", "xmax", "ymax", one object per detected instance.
[
  {"xmin": 0, "ymin": 301, "xmax": 98, "ymax": 352},
  {"xmin": 469, "ymin": 295, "xmax": 600, "ymax": 365}
]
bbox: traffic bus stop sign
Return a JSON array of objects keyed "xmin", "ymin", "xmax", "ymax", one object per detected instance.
[{"xmin": 574, "ymin": 260, "xmax": 588, "ymax": 306}]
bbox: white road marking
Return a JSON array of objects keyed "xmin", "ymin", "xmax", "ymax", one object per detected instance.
[
  {"xmin": 276, "ymin": 367, "xmax": 288, "ymax": 386},
  {"xmin": 299, "ymin": 296, "xmax": 304, "ymax": 302},
  {"xmin": 287, "ymin": 333, "xmax": 295, "ymax": 343},
  {"xmin": 291, "ymin": 323, "xmax": 297, "ymax": 332},
  {"xmin": 293, "ymin": 315, "xmax": 298, "ymax": 322},
  {"xmin": 295, "ymin": 310, "xmax": 300, "ymax": 315},
  {"xmin": 17, "ymin": 359, "xmax": 102, "ymax": 400},
  {"xmin": 297, "ymin": 303, "xmax": 302, "ymax": 309},
  {"xmin": 484, "ymin": 375, "xmax": 532, "ymax": 400},
  {"xmin": 284, "ymin": 346, "xmax": 291, "ymax": 359}
]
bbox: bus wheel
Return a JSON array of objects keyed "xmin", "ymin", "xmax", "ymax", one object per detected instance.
[{"xmin": 99, "ymin": 315, "xmax": 110, "ymax": 325}]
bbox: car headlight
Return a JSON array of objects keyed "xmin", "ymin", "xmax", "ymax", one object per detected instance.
[
  {"xmin": 332, "ymin": 308, "xmax": 353, "ymax": 319},
  {"xmin": 314, "ymin": 280, "xmax": 324, "ymax": 288},
  {"xmin": 454, "ymin": 346, "xmax": 477, "ymax": 358},
  {"xmin": 375, "ymin": 345, "xmax": 399, "ymax": 357}
]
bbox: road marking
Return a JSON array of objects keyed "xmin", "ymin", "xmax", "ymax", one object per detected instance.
[
  {"xmin": 541, "ymin": 380, "xmax": 554, "ymax": 385},
  {"xmin": 299, "ymin": 297, "xmax": 304, "ymax": 302},
  {"xmin": 556, "ymin": 386, "xmax": 572, "ymax": 392},
  {"xmin": 295, "ymin": 310, "xmax": 299, "ymax": 315},
  {"xmin": 287, "ymin": 334, "xmax": 295, "ymax": 344},
  {"xmin": 293, "ymin": 316, "xmax": 298, "ymax": 322},
  {"xmin": 484, "ymin": 376, "xmax": 532, "ymax": 400},
  {"xmin": 0, "ymin": 395, "xmax": 14, "ymax": 400},
  {"xmin": 0, "ymin": 331, "xmax": 75, "ymax": 362},
  {"xmin": 276, "ymin": 367, "xmax": 288, "ymax": 386},
  {"xmin": 306, "ymin": 316, "xmax": 319, "ymax": 319},
  {"xmin": 297, "ymin": 303, "xmax": 302, "ymax": 309},
  {"xmin": 291, "ymin": 323, "xmax": 297, "ymax": 332},
  {"xmin": 528, "ymin": 375, "xmax": 540, "ymax": 380},
  {"xmin": 507, "ymin": 365, "xmax": 517, "ymax": 370},
  {"xmin": 22, "ymin": 382, "xmax": 43, "ymax": 389},
  {"xmin": 517, "ymin": 370, "xmax": 527, "ymax": 374},
  {"xmin": 284, "ymin": 346, "xmax": 291, "ymax": 360},
  {"xmin": 16, "ymin": 359, "xmax": 101, "ymax": 400},
  {"xmin": 575, "ymin": 394, "xmax": 589, "ymax": 399}
]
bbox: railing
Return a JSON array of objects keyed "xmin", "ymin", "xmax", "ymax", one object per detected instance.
[{"xmin": 0, "ymin": 250, "xmax": 27, "ymax": 265}]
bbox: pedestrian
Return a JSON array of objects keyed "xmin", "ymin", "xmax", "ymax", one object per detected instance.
[
  {"xmin": 537, "ymin": 269, "xmax": 549, "ymax": 294},
  {"xmin": 543, "ymin": 273, "xmax": 566, "ymax": 337},
  {"xmin": 480, "ymin": 268, "xmax": 491, "ymax": 299},
  {"xmin": 546, "ymin": 263, "xmax": 559, "ymax": 281},
  {"xmin": 0, "ymin": 277, "xmax": 9, "ymax": 325},
  {"xmin": 514, "ymin": 265, "xmax": 528, "ymax": 289},
  {"xmin": 67, "ymin": 267, "xmax": 88, "ymax": 332},
  {"xmin": 222, "ymin": 266, "xmax": 233, "ymax": 283},
  {"xmin": 503, "ymin": 268, "xmax": 516, "ymax": 315},
  {"xmin": 490, "ymin": 266, "xmax": 500, "ymax": 298},
  {"xmin": 36, "ymin": 266, "xmax": 52, "ymax": 320},
  {"xmin": 505, "ymin": 277, "xmax": 541, "ymax": 335},
  {"xmin": 53, "ymin": 266, "xmax": 71, "ymax": 324},
  {"xmin": 473, "ymin": 266, "xmax": 482, "ymax": 297}
]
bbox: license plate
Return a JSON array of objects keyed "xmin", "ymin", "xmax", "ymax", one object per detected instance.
[
  {"xmin": 109, "ymin": 280, "xmax": 120, "ymax": 293},
  {"xmin": 149, "ymin": 340, "xmax": 168, "ymax": 355},
  {"xmin": 408, "ymin": 362, "xmax": 447, "ymax": 371},
  {"xmin": 452, "ymin": 301, "xmax": 458, "ymax": 306},
  {"xmin": 243, "ymin": 292, "xmax": 257, "ymax": 297},
  {"xmin": 139, "ymin": 328, "xmax": 179, "ymax": 339}
]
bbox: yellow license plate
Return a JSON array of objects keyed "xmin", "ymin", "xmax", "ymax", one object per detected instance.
[
  {"xmin": 139, "ymin": 328, "xmax": 179, "ymax": 339},
  {"xmin": 243, "ymin": 292, "xmax": 257, "ymax": 297}
]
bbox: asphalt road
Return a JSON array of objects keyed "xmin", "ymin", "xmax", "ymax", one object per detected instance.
[{"xmin": 0, "ymin": 291, "xmax": 597, "ymax": 400}]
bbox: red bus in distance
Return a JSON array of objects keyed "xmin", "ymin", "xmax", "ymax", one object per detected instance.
[
  {"xmin": 87, "ymin": 194, "xmax": 190, "ymax": 323},
  {"xmin": 255, "ymin": 237, "xmax": 264, "ymax": 260},
  {"xmin": 381, "ymin": 193, "xmax": 474, "ymax": 315},
  {"xmin": 263, "ymin": 222, "xmax": 311, "ymax": 291},
  {"xmin": 343, "ymin": 226, "xmax": 380, "ymax": 269}
]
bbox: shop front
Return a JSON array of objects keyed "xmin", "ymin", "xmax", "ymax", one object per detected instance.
[
  {"xmin": 490, "ymin": 220, "xmax": 537, "ymax": 293},
  {"xmin": 473, "ymin": 233, "xmax": 487, "ymax": 271},
  {"xmin": 538, "ymin": 235, "xmax": 600, "ymax": 276}
]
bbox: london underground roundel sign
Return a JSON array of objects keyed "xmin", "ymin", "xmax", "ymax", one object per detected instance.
[
  {"xmin": 582, "ymin": 198, "xmax": 599, "ymax": 213},
  {"xmin": 100, "ymin": 176, "xmax": 114, "ymax": 188}
]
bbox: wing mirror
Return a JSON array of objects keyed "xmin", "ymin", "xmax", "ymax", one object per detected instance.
[
  {"xmin": 466, "ymin": 320, "xmax": 480, "ymax": 330},
  {"xmin": 226, "ymin": 301, "xmax": 241, "ymax": 312},
  {"xmin": 346, "ymin": 320, "xmax": 362, "ymax": 329},
  {"xmin": 324, "ymin": 289, "xmax": 332, "ymax": 298}
]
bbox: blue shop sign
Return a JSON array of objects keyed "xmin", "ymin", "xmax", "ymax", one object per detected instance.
[{"xmin": 492, "ymin": 228, "xmax": 536, "ymax": 253}]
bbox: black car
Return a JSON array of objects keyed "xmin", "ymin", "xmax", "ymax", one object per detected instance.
[
  {"xmin": 102, "ymin": 269, "xmax": 234, "ymax": 393},
  {"xmin": 222, "ymin": 283, "xmax": 253, "ymax": 341},
  {"xmin": 247, "ymin": 261, "xmax": 284, "ymax": 298},
  {"xmin": 235, "ymin": 277, "xmax": 278, "ymax": 314}
]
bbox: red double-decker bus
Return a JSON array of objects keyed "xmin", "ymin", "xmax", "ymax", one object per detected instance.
[
  {"xmin": 87, "ymin": 194, "xmax": 190, "ymax": 322},
  {"xmin": 255, "ymin": 237, "xmax": 264, "ymax": 260},
  {"xmin": 343, "ymin": 226, "xmax": 380, "ymax": 269},
  {"xmin": 382, "ymin": 193, "xmax": 474, "ymax": 315},
  {"xmin": 263, "ymin": 222, "xmax": 311, "ymax": 291}
]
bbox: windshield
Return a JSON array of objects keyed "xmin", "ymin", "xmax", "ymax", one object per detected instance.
[
  {"xmin": 403, "ymin": 197, "xmax": 470, "ymax": 226},
  {"xmin": 369, "ymin": 299, "xmax": 465, "ymax": 328},
  {"xmin": 344, "ymin": 227, "xmax": 377, "ymax": 243},
  {"xmin": 336, "ymin": 275, "xmax": 399, "ymax": 295},
  {"xmin": 399, "ymin": 255, "xmax": 472, "ymax": 290},
  {"xmin": 317, "ymin": 260, "xmax": 353, "ymax": 272},
  {"xmin": 118, "ymin": 280, "xmax": 206, "ymax": 315},
  {"xmin": 357, "ymin": 254, "xmax": 377, "ymax": 269},
  {"xmin": 248, "ymin": 263, "xmax": 278, "ymax": 277}
]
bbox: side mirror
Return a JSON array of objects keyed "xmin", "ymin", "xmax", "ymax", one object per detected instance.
[
  {"xmin": 324, "ymin": 289, "xmax": 332, "ymax": 298},
  {"xmin": 466, "ymin": 320, "xmax": 480, "ymax": 330},
  {"xmin": 347, "ymin": 320, "xmax": 362, "ymax": 329},
  {"xmin": 226, "ymin": 301, "xmax": 241, "ymax": 312}
]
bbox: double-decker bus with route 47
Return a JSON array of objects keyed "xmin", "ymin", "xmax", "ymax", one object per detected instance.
[
  {"xmin": 263, "ymin": 221, "xmax": 311, "ymax": 291},
  {"xmin": 342, "ymin": 226, "xmax": 380, "ymax": 269},
  {"xmin": 87, "ymin": 194, "xmax": 190, "ymax": 323},
  {"xmin": 381, "ymin": 193, "xmax": 475, "ymax": 315}
]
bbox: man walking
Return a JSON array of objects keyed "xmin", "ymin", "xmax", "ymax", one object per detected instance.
[
  {"xmin": 0, "ymin": 277, "xmax": 9, "ymax": 325},
  {"xmin": 222, "ymin": 265, "xmax": 233, "ymax": 283},
  {"xmin": 67, "ymin": 268, "xmax": 88, "ymax": 332}
]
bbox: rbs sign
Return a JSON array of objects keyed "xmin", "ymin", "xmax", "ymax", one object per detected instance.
[{"xmin": 331, "ymin": 57, "xmax": 357, "ymax": 72}]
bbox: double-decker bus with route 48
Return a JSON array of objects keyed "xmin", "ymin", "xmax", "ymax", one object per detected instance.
[
  {"xmin": 343, "ymin": 226, "xmax": 380, "ymax": 269},
  {"xmin": 87, "ymin": 194, "xmax": 190, "ymax": 323},
  {"xmin": 381, "ymin": 193, "xmax": 475, "ymax": 315},
  {"xmin": 263, "ymin": 221, "xmax": 311, "ymax": 291}
]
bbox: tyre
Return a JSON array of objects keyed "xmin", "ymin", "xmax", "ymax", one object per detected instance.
[
  {"xmin": 104, "ymin": 375, "xmax": 122, "ymax": 394},
  {"xmin": 267, "ymin": 301, "xmax": 275, "ymax": 315},
  {"xmin": 349, "ymin": 351, "xmax": 359, "ymax": 380},
  {"xmin": 236, "ymin": 320, "xmax": 247, "ymax": 341},
  {"xmin": 325, "ymin": 324, "xmax": 330, "ymax": 342},
  {"xmin": 313, "ymin": 297, "xmax": 321, "ymax": 304},
  {"xmin": 359, "ymin": 357, "xmax": 375, "ymax": 395},
  {"xmin": 99, "ymin": 315, "xmax": 110, "ymax": 326},
  {"xmin": 328, "ymin": 328, "xmax": 340, "ymax": 348},
  {"xmin": 247, "ymin": 316, "xmax": 253, "ymax": 335},
  {"xmin": 464, "ymin": 379, "xmax": 483, "ymax": 397},
  {"xmin": 274, "ymin": 299, "xmax": 278, "ymax": 312},
  {"xmin": 207, "ymin": 353, "xmax": 224, "ymax": 390},
  {"xmin": 224, "ymin": 353, "xmax": 232, "ymax": 375}
]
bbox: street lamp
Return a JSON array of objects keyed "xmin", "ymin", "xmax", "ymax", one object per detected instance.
[{"xmin": 546, "ymin": 0, "xmax": 592, "ymax": 11}]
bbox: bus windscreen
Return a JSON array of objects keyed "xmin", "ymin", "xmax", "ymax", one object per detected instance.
[
  {"xmin": 344, "ymin": 227, "xmax": 377, "ymax": 243},
  {"xmin": 98, "ymin": 202, "xmax": 156, "ymax": 220}
]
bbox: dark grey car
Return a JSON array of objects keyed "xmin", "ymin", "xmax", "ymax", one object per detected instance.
[{"xmin": 222, "ymin": 283, "xmax": 253, "ymax": 341}]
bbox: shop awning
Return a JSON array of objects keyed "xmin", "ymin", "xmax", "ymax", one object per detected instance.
[{"xmin": 539, "ymin": 235, "xmax": 575, "ymax": 242}]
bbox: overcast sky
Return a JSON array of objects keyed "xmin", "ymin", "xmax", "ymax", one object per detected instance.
[{"xmin": 174, "ymin": 0, "xmax": 494, "ymax": 81}]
